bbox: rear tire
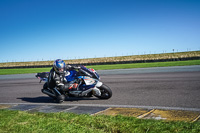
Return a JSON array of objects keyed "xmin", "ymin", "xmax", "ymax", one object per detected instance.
[{"xmin": 96, "ymin": 84, "xmax": 112, "ymax": 99}]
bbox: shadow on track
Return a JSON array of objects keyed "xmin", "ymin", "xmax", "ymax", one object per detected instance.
[
  {"xmin": 17, "ymin": 96, "xmax": 54, "ymax": 103},
  {"xmin": 17, "ymin": 96, "xmax": 99, "ymax": 103}
]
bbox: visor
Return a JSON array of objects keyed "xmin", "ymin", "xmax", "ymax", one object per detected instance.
[{"xmin": 59, "ymin": 68, "xmax": 64, "ymax": 72}]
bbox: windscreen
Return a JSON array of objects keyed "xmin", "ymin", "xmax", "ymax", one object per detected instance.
[{"xmin": 80, "ymin": 66, "xmax": 100, "ymax": 80}]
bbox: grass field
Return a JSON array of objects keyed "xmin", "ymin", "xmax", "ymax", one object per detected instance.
[
  {"xmin": 0, "ymin": 60, "xmax": 200, "ymax": 75},
  {"xmin": 88, "ymin": 60, "xmax": 200, "ymax": 70},
  {"xmin": 0, "ymin": 109, "xmax": 199, "ymax": 133}
]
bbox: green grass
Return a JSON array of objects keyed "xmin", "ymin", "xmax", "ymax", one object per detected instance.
[
  {"xmin": 0, "ymin": 68, "xmax": 52, "ymax": 75},
  {"xmin": 0, "ymin": 109, "xmax": 199, "ymax": 133},
  {"xmin": 88, "ymin": 60, "xmax": 200, "ymax": 70},
  {"xmin": 0, "ymin": 60, "xmax": 200, "ymax": 75}
]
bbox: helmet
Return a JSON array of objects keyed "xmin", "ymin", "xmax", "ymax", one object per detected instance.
[{"xmin": 53, "ymin": 59, "xmax": 66, "ymax": 74}]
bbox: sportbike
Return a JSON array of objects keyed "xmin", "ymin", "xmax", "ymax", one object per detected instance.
[{"xmin": 36, "ymin": 65, "xmax": 112, "ymax": 102}]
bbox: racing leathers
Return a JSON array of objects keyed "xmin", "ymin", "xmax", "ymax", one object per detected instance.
[{"xmin": 47, "ymin": 65, "xmax": 80, "ymax": 99}]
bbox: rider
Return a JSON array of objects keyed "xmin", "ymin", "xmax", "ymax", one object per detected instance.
[{"xmin": 46, "ymin": 59, "xmax": 80, "ymax": 103}]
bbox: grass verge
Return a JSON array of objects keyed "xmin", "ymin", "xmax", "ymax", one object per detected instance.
[
  {"xmin": 0, "ymin": 68, "xmax": 52, "ymax": 75},
  {"xmin": 0, "ymin": 60, "xmax": 200, "ymax": 75},
  {"xmin": 0, "ymin": 109, "xmax": 199, "ymax": 133},
  {"xmin": 88, "ymin": 60, "xmax": 200, "ymax": 70}
]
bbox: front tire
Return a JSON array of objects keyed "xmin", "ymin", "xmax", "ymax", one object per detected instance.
[{"xmin": 96, "ymin": 84, "xmax": 112, "ymax": 99}]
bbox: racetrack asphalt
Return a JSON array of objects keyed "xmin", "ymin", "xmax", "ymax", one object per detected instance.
[{"xmin": 0, "ymin": 65, "xmax": 200, "ymax": 121}]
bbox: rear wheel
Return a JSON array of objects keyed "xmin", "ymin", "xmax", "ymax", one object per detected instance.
[{"xmin": 96, "ymin": 84, "xmax": 112, "ymax": 99}]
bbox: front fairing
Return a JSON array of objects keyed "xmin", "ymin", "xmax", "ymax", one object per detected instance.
[
  {"xmin": 77, "ymin": 76, "xmax": 97, "ymax": 85},
  {"xmin": 77, "ymin": 76, "xmax": 97, "ymax": 91}
]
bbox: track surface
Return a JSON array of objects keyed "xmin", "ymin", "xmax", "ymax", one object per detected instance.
[{"xmin": 0, "ymin": 65, "xmax": 200, "ymax": 110}]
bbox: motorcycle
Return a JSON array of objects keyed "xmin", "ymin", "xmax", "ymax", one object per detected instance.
[{"xmin": 35, "ymin": 65, "xmax": 112, "ymax": 102}]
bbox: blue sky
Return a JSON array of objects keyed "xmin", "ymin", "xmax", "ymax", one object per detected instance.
[{"xmin": 0, "ymin": 0, "xmax": 200, "ymax": 63}]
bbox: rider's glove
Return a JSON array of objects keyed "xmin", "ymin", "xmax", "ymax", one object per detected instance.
[
  {"xmin": 66, "ymin": 65, "xmax": 81, "ymax": 70},
  {"xmin": 69, "ymin": 83, "xmax": 78, "ymax": 90},
  {"xmin": 71, "ymin": 65, "xmax": 80, "ymax": 69}
]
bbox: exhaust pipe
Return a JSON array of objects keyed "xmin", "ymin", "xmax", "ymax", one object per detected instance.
[
  {"xmin": 69, "ymin": 88, "xmax": 93, "ymax": 97},
  {"xmin": 80, "ymin": 88, "xmax": 93, "ymax": 96},
  {"xmin": 42, "ymin": 89, "xmax": 56, "ymax": 97}
]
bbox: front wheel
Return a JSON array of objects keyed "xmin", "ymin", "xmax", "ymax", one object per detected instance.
[{"xmin": 96, "ymin": 84, "xmax": 112, "ymax": 99}]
